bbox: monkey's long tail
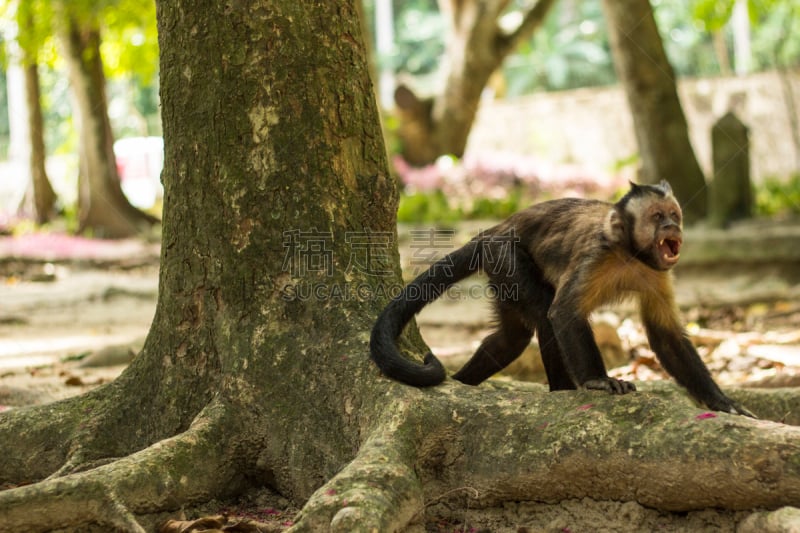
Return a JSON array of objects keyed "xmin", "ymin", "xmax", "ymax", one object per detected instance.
[{"xmin": 370, "ymin": 242, "xmax": 481, "ymax": 387}]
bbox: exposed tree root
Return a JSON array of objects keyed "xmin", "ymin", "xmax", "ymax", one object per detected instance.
[
  {"xmin": 430, "ymin": 382, "xmax": 800, "ymax": 510},
  {"xmin": 292, "ymin": 408, "xmax": 426, "ymax": 532},
  {"xmin": 0, "ymin": 388, "xmax": 107, "ymax": 484},
  {"xmin": 292, "ymin": 381, "xmax": 800, "ymax": 531},
  {"xmin": 0, "ymin": 400, "xmax": 243, "ymax": 532},
  {"xmin": 726, "ymin": 386, "xmax": 800, "ymax": 425},
  {"xmin": 3, "ymin": 373, "xmax": 799, "ymax": 532},
  {"xmin": 0, "ymin": 350, "xmax": 219, "ymax": 487}
]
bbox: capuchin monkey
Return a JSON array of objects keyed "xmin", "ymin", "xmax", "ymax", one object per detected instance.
[{"xmin": 370, "ymin": 181, "xmax": 754, "ymax": 416}]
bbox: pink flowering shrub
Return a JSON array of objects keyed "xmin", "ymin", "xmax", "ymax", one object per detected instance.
[{"xmin": 394, "ymin": 151, "xmax": 632, "ymax": 222}]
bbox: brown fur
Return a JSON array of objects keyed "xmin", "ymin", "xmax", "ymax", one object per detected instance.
[{"xmin": 578, "ymin": 252, "xmax": 673, "ymax": 317}]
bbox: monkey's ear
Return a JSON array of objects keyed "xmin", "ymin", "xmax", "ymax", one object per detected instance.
[
  {"xmin": 603, "ymin": 209, "xmax": 625, "ymax": 244},
  {"xmin": 658, "ymin": 180, "xmax": 673, "ymax": 194}
]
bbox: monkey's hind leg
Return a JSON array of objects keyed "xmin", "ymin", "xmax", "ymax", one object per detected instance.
[
  {"xmin": 452, "ymin": 307, "xmax": 533, "ymax": 385},
  {"xmin": 499, "ymin": 247, "xmax": 576, "ymax": 391}
]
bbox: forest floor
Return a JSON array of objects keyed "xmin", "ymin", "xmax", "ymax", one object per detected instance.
[{"xmin": 1, "ymin": 230, "xmax": 799, "ymax": 532}]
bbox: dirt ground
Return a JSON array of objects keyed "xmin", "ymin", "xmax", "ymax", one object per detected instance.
[
  {"xmin": 0, "ymin": 252, "xmax": 158, "ymax": 407},
  {"xmin": 1, "ymin": 233, "xmax": 799, "ymax": 532}
]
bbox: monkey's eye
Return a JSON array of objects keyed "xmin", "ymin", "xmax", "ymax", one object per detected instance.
[{"xmin": 652, "ymin": 212, "xmax": 664, "ymax": 223}]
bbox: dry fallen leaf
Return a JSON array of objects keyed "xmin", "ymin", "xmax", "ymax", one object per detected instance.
[{"xmin": 64, "ymin": 376, "xmax": 84, "ymax": 386}]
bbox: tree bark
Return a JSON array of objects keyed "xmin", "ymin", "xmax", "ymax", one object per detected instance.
[
  {"xmin": 601, "ymin": 0, "xmax": 708, "ymax": 223},
  {"xmin": 60, "ymin": 14, "xmax": 158, "ymax": 238},
  {"xmin": 396, "ymin": 0, "xmax": 556, "ymax": 165},
  {"xmin": 0, "ymin": 1, "xmax": 798, "ymax": 531}
]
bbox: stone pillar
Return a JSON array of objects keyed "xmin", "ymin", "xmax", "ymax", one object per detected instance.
[{"xmin": 710, "ymin": 111, "xmax": 752, "ymax": 228}]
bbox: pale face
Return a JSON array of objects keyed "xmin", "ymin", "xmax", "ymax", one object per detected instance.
[{"xmin": 626, "ymin": 194, "xmax": 683, "ymax": 270}]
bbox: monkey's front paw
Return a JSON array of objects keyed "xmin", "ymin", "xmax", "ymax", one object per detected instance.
[{"xmin": 581, "ymin": 378, "xmax": 636, "ymax": 395}]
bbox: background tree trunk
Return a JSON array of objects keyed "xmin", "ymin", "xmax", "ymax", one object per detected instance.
[
  {"xmin": 22, "ymin": 61, "xmax": 56, "ymax": 224},
  {"xmin": 8, "ymin": 3, "xmax": 56, "ymax": 224},
  {"xmin": 601, "ymin": 0, "xmax": 708, "ymax": 223},
  {"xmin": 60, "ymin": 15, "xmax": 158, "ymax": 238},
  {"xmin": 397, "ymin": 0, "xmax": 556, "ymax": 166},
  {"xmin": 17, "ymin": 0, "xmax": 58, "ymax": 225},
  {"xmin": 0, "ymin": 1, "xmax": 798, "ymax": 531}
]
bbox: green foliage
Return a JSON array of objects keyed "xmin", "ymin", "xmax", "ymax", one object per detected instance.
[
  {"xmin": 397, "ymin": 188, "xmax": 527, "ymax": 223},
  {"xmin": 100, "ymin": 0, "xmax": 159, "ymax": 81},
  {"xmin": 691, "ymin": 0, "xmax": 796, "ymax": 30},
  {"xmin": 398, "ymin": 190, "xmax": 462, "ymax": 224},
  {"xmin": 38, "ymin": 63, "xmax": 75, "ymax": 154},
  {"xmin": 469, "ymin": 187, "xmax": 524, "ymax": 219},
  {"xmin": 14, "ymin": 0, "xmax": 55, "ymax": 63},
  {"xmin": 0, "ymin": 0, "xmax": 160, "ymax": 153},
  {"xmin": 364, "ymin": 0, "xmax": 444, "ymax": 85},
  {"xmin": 370, "ymin": 0, "xmax": 800, "ymax": 101},
  {"xmin": 691, "ymin": 0, "xmax": 735, "ymax": 31},
  {"xmin": 612, "ymin": 153, "xmax": 641, "ymax": 173},
  {"xmin": 61, "ymin": 201, "xmax": 80, "ymax": 234},
  {"xmin": 391, "ymin": 1, "xmax": 443, "ymax": 76},
  {"xmin": 749, "ymin": 2, "xmax": 800, "ymax": 69},
  {"xmin": 755, "ymin": 174, "xmax": 800, "ymax": 216},
  {"xmin": 691, "ymin": 0, "xmax": 800, "ymax": 70},
  {"xmin": 504, "ymin": 2, "xmax": 615, "ymax": 95},
  {"xmin": 655, "ymin": 0, "xmax": 721, "ymax": 76},
  {"xmin": 381, "ymin": 112, "xmax": 403, "ymax": 156}
]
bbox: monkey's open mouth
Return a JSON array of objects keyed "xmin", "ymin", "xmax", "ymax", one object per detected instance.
[{"xmin": 659, "ymin": 237, "xmax": 682, "ymax": 263}]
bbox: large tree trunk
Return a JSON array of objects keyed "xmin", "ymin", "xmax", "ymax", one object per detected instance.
[
  {"xmin": 0, "ymin": 0, "xmax": 397, "ymax": 528},
  {"xmin": 0, "ymin": 1, "xmax": 798, "ymax": 531},
  {"xmin": 60, "ymin": 15, "xmax": 158, "ymax": 238},
  {"xmin": 397, "ymin": 0, "xmax": 556, "ymax": 166},
  {"xmin": 601, "ymin": 0, "xmax": 708, "ymax": 223}
]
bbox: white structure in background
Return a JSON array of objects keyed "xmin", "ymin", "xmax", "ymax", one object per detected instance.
[
  {"xmin": 1, "ymin": 10, "xmax": 33, "ymax": 213},
  {"xmin": 375, "ymin": 0, "xmax": 395, "ymax": 109},
  {"xmin": 731, "ymin": 0, "xmax": 751, "ymax": 75},
  {"xmin": 1, "ymin": 134, "xmax": 163, "ymax": 216},
  {"xmin": 114, "ymin": 136, "xmax": 164, "ymax": 209}
]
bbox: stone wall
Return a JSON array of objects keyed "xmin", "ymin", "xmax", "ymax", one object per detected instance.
[{"xmin": 467, "ymin": 70, "xmax": 800, "ymax": 182}]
